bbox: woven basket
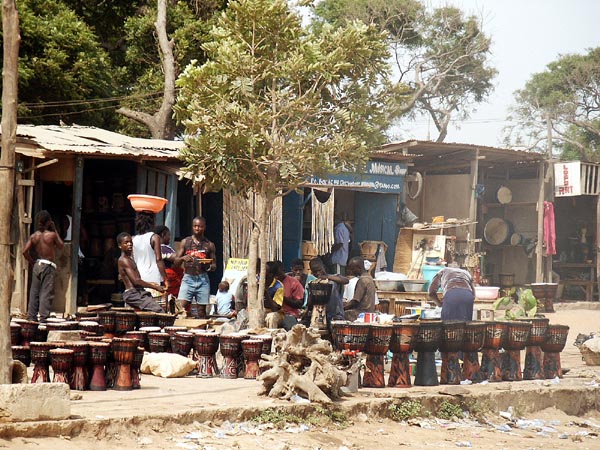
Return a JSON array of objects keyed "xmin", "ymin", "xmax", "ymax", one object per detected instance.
[{"xmin": 580, "ymin": 346, "xmax": 600, "ymax": 366}]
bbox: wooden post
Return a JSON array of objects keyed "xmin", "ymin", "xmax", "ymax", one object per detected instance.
[
  {"xmin": 67, "ymin": 157, "xmax": 84, "ymax": 316},
  {"xmin": 535, "ymin": 161, "xmax": 545, "ymax": 282},
  {"xmin": 0, "ymin": 0, "xmax": 20, "ymax": 383},
  {"xmin": 469, "ymin": 149, "xmax": 480, "ymax": 239}
]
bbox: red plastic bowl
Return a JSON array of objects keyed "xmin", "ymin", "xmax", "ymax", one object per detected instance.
[{"xmin": 127, "ymin": 194, "xmax": 168, "ymax": 213}]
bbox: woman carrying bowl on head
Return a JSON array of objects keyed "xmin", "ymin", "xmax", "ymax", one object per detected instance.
[{"xmin": 428, "ymin": 264, "xmax": 476, "ymax": 322}]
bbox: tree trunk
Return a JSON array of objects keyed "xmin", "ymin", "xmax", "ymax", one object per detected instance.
[
  {"xmin": 0, "ymin": 0, "xmax": 20, "ymax": 384},
  {"xmin": 116, "ymin": 0, "xmax": 177, "ymax": 140}
]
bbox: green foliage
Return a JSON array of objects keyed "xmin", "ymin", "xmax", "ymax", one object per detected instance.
[
  {"xmin": 314, "ymin": 0, "xmax": 497, "ymax": 141},
  {"xmin": 506, "ymin": 47, "xmax": 600, "ymax": 160},
  {"xmin": 436, "ymin": 401, "xmax": 464, "ymax": 420},
  {"xmin": 388, "ymin": 400, "xmax": 423, "ymax": 421},
  {"xmin": 3, "ymin": 0, "xmax": 117, "ymax": 126},
  {"xmin": 252, "ymin": 406, "xmax": 348, "ymax": 428},
  {"xmin": 253, "ymin": 408, "xmax": 303, "ymax": 428},
  {"xmin": 493, "ymin": 288, "xmax": 537, "ymax": 320},
  {"xmin": 175, "ymin": 0, "xmax": 395, "ymax": 195}
]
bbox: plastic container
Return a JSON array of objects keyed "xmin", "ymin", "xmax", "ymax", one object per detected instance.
[{"xmin": 422, "ymin": 265, "xmax": 444, "ymax": 291}]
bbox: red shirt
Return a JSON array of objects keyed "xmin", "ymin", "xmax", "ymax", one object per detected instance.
[{"xmin": 281, "ymin": 275, "xmax": 304, "ymax": 318}]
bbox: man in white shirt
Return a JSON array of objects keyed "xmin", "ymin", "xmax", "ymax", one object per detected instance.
[{"xmin": 330, "ymin": 220, "xmax": 351, "ymax": 275}]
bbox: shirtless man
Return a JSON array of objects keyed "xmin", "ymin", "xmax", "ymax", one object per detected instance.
[
  {"xmin": 23, "ymin": 210, "xmax": 64, "ymax": 322},
  {"xmin": 117, "ymin": 232, "xmax": 165, "ymax": 313}
]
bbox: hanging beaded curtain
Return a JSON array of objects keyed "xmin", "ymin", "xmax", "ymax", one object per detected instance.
[
  {"xmin": 223, "ymin": 190, "xmax": 282, "ymax": 263},
  {"xmin": 311, "ymin": 188, "xmax": 335, "ymax": 255}
]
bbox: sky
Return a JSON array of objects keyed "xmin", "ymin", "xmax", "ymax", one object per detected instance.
[{"xmin": 399, "ymin": 0, "xmax": 600, "ymax": 147}]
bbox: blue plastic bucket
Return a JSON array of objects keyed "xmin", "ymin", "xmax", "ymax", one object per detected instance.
[{"xmin": 422, "ymin": 265, "xmax": 444, "ymax": 291}]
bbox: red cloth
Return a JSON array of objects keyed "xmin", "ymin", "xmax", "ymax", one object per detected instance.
[
  {"xmin": 281, "ymin": 275, "xmax": 304, "ymax": 318},
  {"xmin": 543, "ymin": 201, "xmax": 556, "ymax": 255},
  {"xmin": 166, "ymin": 267, "xmax": 184, "ymax": 297}
]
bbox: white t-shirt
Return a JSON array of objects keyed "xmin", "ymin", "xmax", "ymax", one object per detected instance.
[{"xmin": 133, "ymin": 232, "xmax": 162, "ymax": 284}]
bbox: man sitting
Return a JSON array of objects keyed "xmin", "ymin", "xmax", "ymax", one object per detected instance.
[
  {"xmin": 343, "ymin": 256, "xmax": 376, "ymax": 321},
  {"xmin": 264, "ymin": 261, "xmax": 304, "ymax": 330}
]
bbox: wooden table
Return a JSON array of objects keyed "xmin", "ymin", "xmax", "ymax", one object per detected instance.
[{"xmin": 554, "ymin": 262, "xmax": 596, "ymax": 301}]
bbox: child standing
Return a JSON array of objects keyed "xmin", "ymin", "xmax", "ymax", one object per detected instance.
[{"xmin": 212, "ymin": 281, "xmax": 236, "ymax": 317}]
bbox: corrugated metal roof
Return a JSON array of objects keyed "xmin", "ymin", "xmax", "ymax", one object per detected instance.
[{"xmin": 12, "ymin": 125, "xmax": 183, "ymax": 160}]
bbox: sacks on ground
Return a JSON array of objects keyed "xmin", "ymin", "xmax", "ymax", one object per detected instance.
[
  {"xmin": 582, "ymin": 337, "xmax": 600, "ymax": 353},
  {"xmin": 140, "ymin": 352, "xmax": 196, "ymax": 378}
]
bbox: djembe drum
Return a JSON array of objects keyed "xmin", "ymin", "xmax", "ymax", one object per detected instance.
[
  {"xmin": 439, "ymin": 321, "xmax": 465, "ymax": 385},
  {"xmin": 20, "ymin": 321, "xmax": 39, "ymax": 346},
  {"xmin": 35, "ymin": 323, "xmax": 48, "ymax": 342},
  {"xmin": 10, "ymin": 322, "xmax": 21, "ymax": 346},
  {"xmin": 50, "ymin": 348, "xmax": 74, "ymax": 384},
  {"xmin": 46, "ymin": 320, "xmax": 79, "ymax": 331},
  {"xmin": 139, "ymin": 327, "xmax": 161, "ymax": 350},
  {"xmin": 98, "ymin": 311, "xmax": 116, "ymax": 338},
  {"xmin": 413, "ymin": 320, "xmax": 442, "ymax": 386},
  {"xmin": 462, "ymin": 321, "xmax": 486, "ymax": 382},
  {"xmin": 242, "ymin": 339, "xmax": 263, "ymax": 379},
  {"xmin": 193, "ymin": 332, "xmax": 220, "ymax": 378},
  {"xmin": 255, "ymin": 334, "xmax": 274, "ymax": 374},
  {"xmin": 136, "ymin": 311, "xmax": 157, "ymax": 329},
  {"xmin": 76, "ymin": 311, "xmax": 98, "ymax": 321},
  {"xmin": 542, "ymin": 324, "xmax": 570, "ymax": 379},
  {"xmin": 480, "ymin": 321, "xmax": 507, "ymax": 382},
  {"xmin": 102, "ymin": 338, "xmax": 117, "ymax": 388},
  {"xmin": 11, "ymin": 345, "xmax": 31, "ymax": 368},
  {"xmin": 125, "ymin": 330, "xmax": 148, "ymax": 351},
  {"xmin": 330, "ymin": 320, "xmax": 348, "ymax": 352},
  {"xmin": 148, "ymin": 332, "xmax": 171, "ymax": 353},
  {"xmin": 30, "ymin": 341, "xmax": 56, "ymax": 383},
  {"xmin": 111, "ymin": 337, "xmax": 138, "ymax": 391},
  {"xmin": 156, "ymin": 313, "xmax": 176, "ymax": 329},
  {"xmin": 339, "ymin": 323, "xmax": 370, "ymax": 353},
  {"xmin": 78, "ymin": 321, "xmax": 100, "ymax": 336},
  {"xmin": 172, "ymin": 332, "xmax": 194, "ymax": 357},
  {"xmin": 529, "ymin": 283, "xmax": 558, "ymax": 313},
  {"xmin": 164, "ymin": 326, "xmax": 187, "ymax": 336},
  {"xmin": 130, "ymin": 346, "xmax": 145, "ymax": 389},
  {"xmin": 115, "ymin": 311, "xmax": 137, "ymax": 336},
  {"xmin": 219, "ymin": 334, "xmax": 247, "ymax": 379},
  {"xmin": 88, "ymin": 341, "xmax": 110, "ymax": 391},
  {"xmin": 308, "ymin": 281, "xmax": 332, "ymax": 332},
  {"xmin": 501, "ymin": 321, "xmax": 532, "ymax": 381},
  {"xmin": 362, "ymin": 325, "xmax": 392, "ymax": 388},
  {"xmin": 519, "ymin": 317, "xmax": 549, "ymax": 380},
  {"xmin": 64, "ymin": 341, "xmax": 90, "ymax": 391},
  {"xmin": 388, "ymin": 322, "xmax": 420, "ymax": 388}
]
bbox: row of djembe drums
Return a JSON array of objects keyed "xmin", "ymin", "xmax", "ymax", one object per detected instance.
[
  {"xmin": 330, "ymin": 318, "xmax": 570, "ymax": 388},
  {"xmin": 11, "ymin": 330, "xmax": 275, "ymax": 390}
]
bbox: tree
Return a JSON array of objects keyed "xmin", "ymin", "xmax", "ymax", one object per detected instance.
[
  {"xmin": 505, "ymin": 48, "xmax": 600, "ymax": 161},
  {"xmin": 174, "ymin": 0, "xmax": 396, "ymax": 328},
  {"xmin": 0, "ymin": 0, "xmax": 117, "ymax": 127},
  {"xmin": 314, "ymin": 0, "xmax": 497, "ymax": 142}
]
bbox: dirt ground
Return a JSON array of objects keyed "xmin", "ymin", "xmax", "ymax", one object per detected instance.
[{"xmin": 1, "ymin": 307, "xmax": 599, "ymax": 450}]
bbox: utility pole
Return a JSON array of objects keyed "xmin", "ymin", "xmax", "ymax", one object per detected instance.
[
  {"xmin": 545, "ymin": 113, "xmax": 554, "ymax": 283},
  {"xmin": 0, "ymin": 0, "xmax": 20, "ymax": 384}
]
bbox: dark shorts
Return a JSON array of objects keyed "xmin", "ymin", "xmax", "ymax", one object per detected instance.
[{"xmin": 123, "ymin": 288, "xmax": 164, "ymax": 313}]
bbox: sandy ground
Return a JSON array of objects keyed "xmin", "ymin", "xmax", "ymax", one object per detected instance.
[{"xmin": 1, "ymin": 307, "xmax": 599, "ymax": 450}]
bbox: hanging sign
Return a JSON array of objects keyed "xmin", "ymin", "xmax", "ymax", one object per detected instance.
[
  {"xmin": 554, "ymin": 161, "xmax": 581, "ymax": 196},
  {"xmin": 306, "ymin": 161, "xmax": 407, "ymax": 194}
]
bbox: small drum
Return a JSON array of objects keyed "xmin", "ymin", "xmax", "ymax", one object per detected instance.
[
  {"xmin": 136, "ymin": 312, "xmax": 157, "ymax": 328},
  {"xmin": 308, "ymin": 281, "xmax": 332, "ymax": 305},
  {"xmin": 242, "ymin": 339, "xmax": 263, "ymax": 379},
  {"xmin": 78, "ymin": 321, "xmax": 101, "ymax": 336},
  {"xmin": 542, "ymin": 324, "xmax": 570, "ymax": 379},
  {"xmin": 517, "ymin": 317, "xmax": 549, "ymax": 346},
  {"xmin": 75, "ymin": 311, "xmax": 98, "ymax": 321},
  {"xmin": 148, "ymin": 332, "xmax": 171, "ymax": 353},
  {"xmin": 219, "ymin": 334, "xmax": 247, "ymax": 379},
  {"xmin": 193, "ymin": 332, "xmax": 220, "ymax": 378},
  {"xmin": 463, "ymin": 321, "xmax": 486, "ymax": 353},
  {"xmin": 46, "ymin": 321, "xmax": 79, "ymax": 332},
  {"xmin": 363, "ymin": 325, "xmax": 393, "ymax": 388},
  {"xmin": 388, "ymin": 322, "xmax": 420, "ymax": 388},
  {"xmin": 529, "ymin": 283, "xmax": 558, "ymax": 313},
  {"xmin": 364, "ymin": 325, "xmax": 392, "ymax": 355},
  {"xmin": 164, "ymin": 326, "xmax": 188, "ymax": 337},
  {"xmin": 171, "ymin": 332, "xmax": 194, "ymax": 357},
  {"xmin": 439, "ymin": 321, "xmax": 466, "ymax": 385},
  {"xmin": 156, "ymin": 313, "xmax": 176, "ymax": 329},
  {"xmin": 503, "ymin": 321, "xmax": 532, "ymax": 351},
  {"xmin": 256, "ymin": 334, "xmax": 273, "ymax": 356},
  {"xmin": 88, "ymin": 341, "xmax": 110, "ymax": 391},
  {"xmin": 413, "ymin": 320, "xmax": 442, "ymax": 353},
  {"xmin": 35, "ymin": 323, "xmax": 48, "ymax": 342},
  {"xmin": 50, "ymin": 348, "xmax": 74, "ymax": 384},
  {"xmin": 482, "ymin": 321, "xmax": 507, "ymax": 350},
  {"xmin": 111, "ymin": 337, "xmax": 138, "ymax": 391},
  {"xmin": 30, "ymin": 341, "xmax": 56, "ymax": 384},
  {"xmin": 131, "ymin": 346, "xmax": 145, "ymax": 389},
  {"xmin": 64, "ymin": 341, "xmax": 90, "ymax": 391},
  {"xmin": 339, "ymin": 323, "xmax": 370, "ymax": 353},
  {"xmin": 10, "ymin": 322, "xmax": 21, "ymax": 346},
  {"xmin": 330, "ymin": 320, "xmax": 348, "ymax": 351},
  {"xmin": 11, "ymin": 345, "xmax": 31, "ymax": 368},
  {"xmin": 19, "ymin": 321, "xmax": 39, "ymax": 346},
  {"xmin": 85, "ymin": 336, "xmax": 106, "ymax": 342},
  {"xmin": 115, "ymin": 311, "xmax": 137, "ymax": 335},
  {"xmin": 125, "ymin": 330, "xmax": 148, "ymax": 349},
  {"xmin": 98, "ymin": 311, "xmax": 116, "ymax": 336}
]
